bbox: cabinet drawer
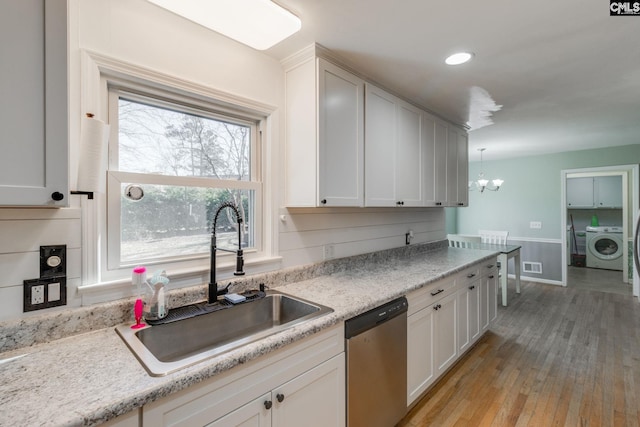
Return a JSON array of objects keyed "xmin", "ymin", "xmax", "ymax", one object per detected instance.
[
  {"xmin": 480, "ymin": 259, "xmax": 498, "ymax": 276},
  {"xmin": 408, "ymin": 276, "xmax": 456, "ymax": 315},
  {"xmin": 456, "ymin": 265, "xmax": 480, "ymax": 289}
]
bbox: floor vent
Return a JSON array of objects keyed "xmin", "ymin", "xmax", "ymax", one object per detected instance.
[{"xmin": 523, "ymin": 261, "xmax": 543, "ymax": 274}]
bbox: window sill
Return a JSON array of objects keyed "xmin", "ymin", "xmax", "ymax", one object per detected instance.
[{"xmin": 77, "ymin": 255, "xmax": 283, "ymax": 295}]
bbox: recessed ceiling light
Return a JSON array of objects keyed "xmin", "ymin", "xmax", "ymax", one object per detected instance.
[
  {"xmin": 445, "ymin": 52, "xmax": 474, "ymax": 65},
  {"xmin": 146, "ymin": 0, "xmax": 302, "ymax": 51}
]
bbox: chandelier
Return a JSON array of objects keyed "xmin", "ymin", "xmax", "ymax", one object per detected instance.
[{"xmin": 469, "ymin": 148, "xmax": 504, "ymax": 193}]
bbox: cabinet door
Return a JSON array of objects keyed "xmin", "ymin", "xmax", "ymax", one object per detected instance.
[
  {"xmin": 468, "ymin": 282, "xmax": 481, "ymax": 344},
  {"xmin": 317, "ymin": 59, "xmax": 364, "ymax": 207},
  {"xmin": 455, "ymin": 129, "xmax": 469, "ymax": 207},
  {"xmin": 487, "ymin": 269, "xmax": 498, "ymax": 325},
  {"xmin": 364, "ymin": 84, "xmax": 397, "ymax": 207},
  {"xmin": 480, "ymin": 275, "xmax": 489, "ymax": 332},
  {"xmin": 456, "ymin": 287, "xmax": 470, "ymax": 354},
  {"xmin": 207, "ymin": 393, "xmax": 272, "ymax": 427},
  {"xmin": 434, "ymin": 292, "xmax": 457, "ymax": 375},
  {"xmin": 272, "ymin": 354, "xmax": 345, "ymax": 427},
  {"xmin": 0, "ymin": 0, "xmax": 68, "ymax": 206},
  {"xmin": 457, "ymin": 281, "xmax": 479, "ymax": 354},
  {"xmin": 594, "ymin": 175, "xmax": 622, "ymax": 208},
  {"xmin": 566, "ymin": 177, "xmax": 594, "ymax": 208},
  {"xmin": 433, "ymin": 121, "xmax": 448, "ymax": 205},
  {"xmin": 480, "ymin": 269, "xmax": 498, "ymax": 332},
  {"xmin": 396, "ymin": 101, "xmax": 423, "ymax": 206},
  {"xmin": 407, "ymin": 305, "xmax": 435, "ymax": 405},
  {"xmin": 422, "ymin": 113, "xmax": 438, "ymax": 206},
  {"xmin": 445, "ymin": 127, "xmax": 459, "ymax": 205}
]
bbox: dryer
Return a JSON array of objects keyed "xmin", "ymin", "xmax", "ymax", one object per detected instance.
[{"xmin": 585, "ymin": 226, "xmax": 623, "ymax": 270}]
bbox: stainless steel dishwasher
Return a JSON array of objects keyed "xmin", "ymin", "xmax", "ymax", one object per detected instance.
[{"xmin": 345, "ymin": 296, "xmax": 408, "ymax": 427}]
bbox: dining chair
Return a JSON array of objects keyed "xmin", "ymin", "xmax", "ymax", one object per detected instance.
[
  {"xmin": 478, "ymin": 230, "xmax": 509, "ymax": 245},
  {"xmin": 447, "ymin": 234, "xmax": 482, "ymax": 249}
]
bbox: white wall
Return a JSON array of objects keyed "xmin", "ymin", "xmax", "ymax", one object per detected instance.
[
  {"xmin": 0, "ymin": 0, "xmax": 446, "ymax": 321},
  {"xmin": 279, "ymin": 207, "xmax": 445, "ymax": 267}
]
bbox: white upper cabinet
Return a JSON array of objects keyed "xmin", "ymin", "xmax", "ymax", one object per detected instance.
[
  {"xmin": 566, "ymin": 177, "xmax": 594, "ymax": 208},
  {"xmin": 364, "ymin": 84, "xmax": 397, "ymax": 206},
  {"xmin": 567, "ymin": 176, "xmax": 622, "ymax": 209},
  {"xmin": 423, "ymin": 115, "xmax": 468, "ymax": 207},
  {"xmin": 364, "ymin": 83, "xmax": 422, "ymax": 207},
  {"xmin": 285, "ymin": 56, "xmax": 365, "ymax": 207},
  {"xmin": 595, "ymin": 176, "xmax": 622, "ymax": 208},
  {"xmin": 395, "ymin": 100, "xmax": 423, "ymax": 206},
  {"xmin": 451, "ymin": 126, "xmax": 469, "ymax": 207},
  {"xmin": 284, "ymin": 46, "xmax": 467, "ymax": 209},
  {"xmin": 0, "ymin": 0, "xmax": 68, "ymax": 207}
]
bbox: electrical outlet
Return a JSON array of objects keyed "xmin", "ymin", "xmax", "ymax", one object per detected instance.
[
  {"xmin": 323, "ymin": 244, "xmax": 335, "ymax": 260},
  {"xmin": 32, "ymin": 285, "xmax": 45, "ymax": 304},
  {"xmin": 530, "ymin": 221, "xmax": 542, "ymax": 229},
  {"xmin": 24, "ymin": 277, "xmax": 67, "ymax": 312},
  {"xmin": 405, "ymin": 229, "xmax": 414, "ymax": 245}
]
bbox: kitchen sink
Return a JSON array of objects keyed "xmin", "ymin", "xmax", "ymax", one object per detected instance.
[{"xmin": 115, "ymin": 291, "xmax": 333, "ymax": 376}]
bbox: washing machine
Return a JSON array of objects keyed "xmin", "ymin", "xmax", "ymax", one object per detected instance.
[{"xmin": 585, "ymin": 226, "xmax": 624, "ymax": 270}]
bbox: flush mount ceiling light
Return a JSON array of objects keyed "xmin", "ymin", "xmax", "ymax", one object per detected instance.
[
  {"xmin": 445, "ymin": 52, "xmax": 474, "ymax": 65},
  {"xmin": 146, "ymin": 0, "xmax": 302, "ymax": 50},
  {"xmin": 469, "ymin": 148, "xmax": 504, "ymax": 193}
]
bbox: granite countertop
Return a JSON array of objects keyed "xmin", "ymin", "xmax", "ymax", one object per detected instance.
[{"xmin": 0, "ymin": 244, "xmax": 497, "ymax": 427}]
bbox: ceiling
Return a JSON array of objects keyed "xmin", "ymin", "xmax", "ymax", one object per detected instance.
[{"xmin": 267, "ymin": 0, "xmax": 640, "ymax": 161}]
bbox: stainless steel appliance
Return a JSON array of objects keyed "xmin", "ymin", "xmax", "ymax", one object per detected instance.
[
  {"xmin": 345, "ymin": 296, "xmax": 408, "ymax": 427},
  {"xmin": 585, "ymin": 226, "xmax": 624, "ymax": 270},
  {"xmin": 634, "ymin": 212, "xmax": 640, "ymax": 283}
]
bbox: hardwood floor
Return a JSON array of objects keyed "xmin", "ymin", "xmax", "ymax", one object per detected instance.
[
  {"xmin": 399, "ymin": 278, "xmax": 640, "ymax": 427},
  {"xmin": 567, "ymin": 266, "xmax": 631, "ymax": 296}
]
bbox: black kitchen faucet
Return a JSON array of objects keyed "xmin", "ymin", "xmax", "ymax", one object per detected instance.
[{"xmin": 209, "ymin": 202, "xmax": 245, "ymax": 303}]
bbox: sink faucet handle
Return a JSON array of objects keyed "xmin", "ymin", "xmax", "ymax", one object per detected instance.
[{"xmin": 217, "ymin": 282, "xmax": 232, "ymax": 296}]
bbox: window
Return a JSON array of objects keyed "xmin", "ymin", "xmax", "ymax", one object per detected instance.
[{"xmin": 106, "ymin": 88, "xmax": 262, "ymax": 273}]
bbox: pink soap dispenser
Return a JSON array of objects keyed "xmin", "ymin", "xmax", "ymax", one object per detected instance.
[{"xmin": 131, "ymin": 266, "xmax": 147, "ymax": 329}]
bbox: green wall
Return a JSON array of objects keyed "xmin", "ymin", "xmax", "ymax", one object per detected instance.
[{"xmin": 456, "ymin": 144, "xmax": 640, "ymax": 238}]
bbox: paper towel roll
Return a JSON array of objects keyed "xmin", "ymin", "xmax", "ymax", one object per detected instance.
[{"xmin": 77, "ymin": 115, "xmax": 109, "ymax": 193}]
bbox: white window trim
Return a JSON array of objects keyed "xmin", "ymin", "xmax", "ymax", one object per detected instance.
[{"xmin": 77, "ymin": 50, "xmax": 281, "ymax": 295}]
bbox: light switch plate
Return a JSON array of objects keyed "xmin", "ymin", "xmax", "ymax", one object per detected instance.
[{"xmin": 40, "ymin": 245, "xmax": 66, "ymax": 278}]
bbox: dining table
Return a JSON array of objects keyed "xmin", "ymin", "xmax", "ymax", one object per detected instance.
[{"xmin": 477, "ymin": 243, "xmax": 522, "ymax": 306}]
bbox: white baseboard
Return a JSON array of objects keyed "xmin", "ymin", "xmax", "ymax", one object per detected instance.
[{"xmin": 507, "ymin": 273, "xmax": 563, "ymax": 286}]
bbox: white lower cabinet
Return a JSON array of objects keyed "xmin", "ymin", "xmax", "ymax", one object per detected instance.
[
  {"xmin": 455, "ymin": 265, "xmax": 481, "ymax": 354},
  {"xmin": 407, "ymin": 302, "xmax": 435, "ymax": 404},
  {"xmin": 479, "ymin": 261, "xmax": 498, "ymax": 332},
  {"xmin": 209, "ymin": 355, "xmax": 344, "ymax": 427},
  {"xmin": 456, "ymin": 278, "xmax": 480, "ymax": 354},
  {"xmin": 433, "ymin": 292, "xmax": 457, "ymax": 376},
  {"xmin": 100, "ymin": 410, "xmax": 140, "ymax": 427},
  {"xmin": 207, "ymin": 394, "xmax": 271, "ymax": 427},
  {"xmin": 406, "ymin": 275, "xmax": 457, "ymax": 406},
  {"xmin": 271, "ymin": 355, "xmax": 344, "ymax": 427},
  {"xmin": 407, "ymin": 258, "xmax": 498, "ymax": 407},
  {"xmin": 142, "ymin": 325, "xmax": 344, "ymax": 427}
]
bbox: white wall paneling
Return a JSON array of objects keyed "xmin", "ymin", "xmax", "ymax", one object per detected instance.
[
  {"xmin": 279, "ymin": 208, "xmax": 446, "ymax": 267},
  {"xmin": 0, "ymin": 208, "xmax": 82, "ymax": 320}
]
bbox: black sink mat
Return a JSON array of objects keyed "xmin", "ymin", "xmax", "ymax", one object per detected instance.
[{"xmin": 146, "ymin": 289, "xmax": 266, "ymax": 326}]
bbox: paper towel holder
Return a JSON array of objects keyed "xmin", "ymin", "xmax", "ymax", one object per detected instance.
[
  {"xmin": 71, "ymin": 191, "xmax": 94, "ymax": 199},
  {"xmin": 74, "ymin": 112, "xmax": 108, "ymax": 199}
]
